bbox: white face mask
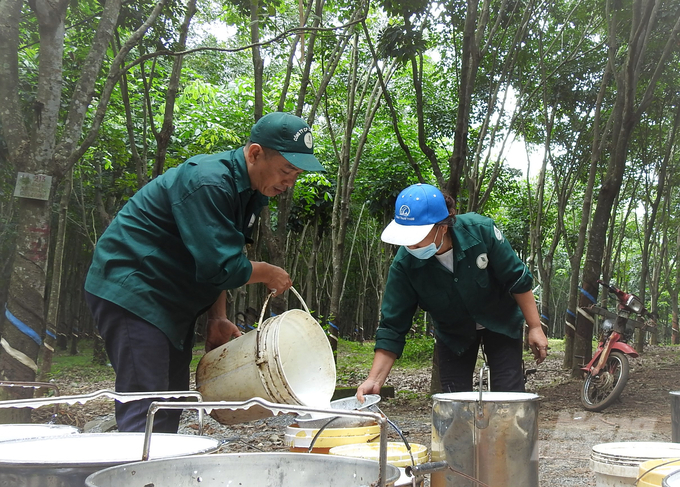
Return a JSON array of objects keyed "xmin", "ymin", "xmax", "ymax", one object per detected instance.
[{"xmin": 405, "ymin": 226, "xmax": 444, "ymax": 260}]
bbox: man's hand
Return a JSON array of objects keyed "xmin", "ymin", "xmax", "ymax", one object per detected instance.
[
  {"xmin": 249, "ymin": 262, "xmax": 293, "ymax": 296},
  {"xmin": 205, "ymin": 317, "xmax": 242, "ymax": 352}
]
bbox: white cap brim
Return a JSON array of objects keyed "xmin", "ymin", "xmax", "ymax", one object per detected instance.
[{"xmin": 380, "ymin": 220, "xmax": 434, "ymax": 246}]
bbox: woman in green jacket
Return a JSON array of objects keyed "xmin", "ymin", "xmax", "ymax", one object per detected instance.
[{"xmin": 357, "ymin": 184, "xmax": 548, "ymax": 399}]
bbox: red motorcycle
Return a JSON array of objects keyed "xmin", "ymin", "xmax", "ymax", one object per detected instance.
[{"xmin": 580, "ymin": 280, "xmax": 656, "ymax": 411}]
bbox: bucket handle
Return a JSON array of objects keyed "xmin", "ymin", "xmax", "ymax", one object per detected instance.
[
  {"xmin": 256, "ymin": 286, "xmax": 312, "ymax": 363},
  {"xmin": 477, "ymin": 362, "xmax": 490, "ymax": 405},
  {"xmin": 257, "ymin": 286, "xmax": 310, "ymax": 326},
  {"xmin": 475, "ymin": 363, "xmax": 490, "ymax": 428}
]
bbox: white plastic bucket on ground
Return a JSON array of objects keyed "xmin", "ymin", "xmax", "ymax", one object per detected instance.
[
  {"xmin": 590, "ymin": 442, "xmax": 680, "ymax": 486},
  {"xmin": 329, "ymin": 442, "xmax": 429, "ymax": 486},
  {"xmin": 637, "ymin": 458, "xmax": 680, "ymax": 487},
  {"xmin": 196, "ymin": 289, "xmax": 336, "ymax": 424},
  {"xmin": 664, "ymin": 470, "xmax": 680, "ymax": 487}
]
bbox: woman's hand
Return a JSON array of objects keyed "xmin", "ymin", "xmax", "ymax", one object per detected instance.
[
  {"xmin": 356, "ymin": 349, "xmax": 397, "ymax": 402},
  {"xmin": 356, "ymin": 379, "xmax": 383, "ymax": 403},
  {"xmin": 527, "ymin": 326, "xmax": 549, "ymax": 364}
]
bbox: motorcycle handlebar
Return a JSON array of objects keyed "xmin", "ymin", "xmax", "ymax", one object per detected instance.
[
  {"xmin": 596, "ymin": 280, "xmax": 652, "ymax": 318},
  {"xmin": 597, "ymin": 279, "xmax": 620, "ymax": 295}
]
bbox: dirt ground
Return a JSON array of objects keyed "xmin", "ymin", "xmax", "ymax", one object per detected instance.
[{"xmin": 35, "ymin": 344, "xmax": 680, "ymax": 486}]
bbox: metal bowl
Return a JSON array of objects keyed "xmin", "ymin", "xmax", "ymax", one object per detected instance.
[{"xmin": 296, "ymin": 394, "xmax": 381, "ymax": 428}]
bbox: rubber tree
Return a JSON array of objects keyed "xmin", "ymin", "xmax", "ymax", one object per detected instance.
[
  {"xmin": 254, "ymin": 0, "xmax": 363, "ymax": 317},
  {"xmin": 0, "ymin": 0, "xmax": 167, "ymax": 411},
  {"xmin": 571, "ymin": 0, "xmax": 680, "ymax": 375},
  {"xmin": 326, "ymin": 24, "xmax": 398, "ymax": 355}
]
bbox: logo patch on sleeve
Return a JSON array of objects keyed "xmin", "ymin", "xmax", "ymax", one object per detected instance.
[{"xmin": 494, "ymin": 225, "xmax": 504, "ymax": 242}]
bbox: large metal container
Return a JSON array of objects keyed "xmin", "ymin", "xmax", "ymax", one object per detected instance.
[
  {"xmin": 0, "ymin": 423, "xmax": 79, "ymax": 441},
  {"xmin": 85, "ymin": 452, "xmax": 401, "ymax": 487},
  {"xmin": 672, "ymin": 391, "xmax": 680, "ymax": 442},
  {"xmin": 431, "ymin": 391, "xmax": 540, "ymax": 487},
  {"xmin": 0, "ymin": 432, "xmax": 220, "ymax": 487}
]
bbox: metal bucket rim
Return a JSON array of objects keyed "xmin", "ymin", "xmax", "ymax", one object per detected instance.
[
  {"xmin": 432, "ymin": 391, "xmax": 540, "ymax": 402},
  {"xmin": 0, "ymin": 432, "xmax": 220, "ymax": 466},
  {"xmin": 85, "ymin": 451, "xmax": 402, "ymax": 486}
]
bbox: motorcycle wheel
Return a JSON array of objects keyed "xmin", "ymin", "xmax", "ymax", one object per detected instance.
[{"xmin": 581, "ymin": 350, "xmax": 630, "ymax": 412}]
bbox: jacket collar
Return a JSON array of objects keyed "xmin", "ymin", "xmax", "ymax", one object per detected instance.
[
  {"xmin": 451, "ymin": 220, "xmax": 482, "ymax": 261},
  {"xmin": 229, "ymin": 148, "xmax": 255, "ymax": 195}
]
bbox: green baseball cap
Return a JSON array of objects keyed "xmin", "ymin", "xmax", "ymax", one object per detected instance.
[{"xmin": 250, "ymin": 112, "xmax": 325, "ymax": 172}]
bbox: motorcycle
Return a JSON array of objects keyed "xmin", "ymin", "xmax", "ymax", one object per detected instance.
[{"xmin": 580, "ymin": 280, "xmax": 656, "ymax": 411}]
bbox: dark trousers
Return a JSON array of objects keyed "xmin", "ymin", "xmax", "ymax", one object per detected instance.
[
  {"xmin": 85, "ymin": 291, "xmax": 193, "ymax": 433},
  {"xmin": 436, "ymin": 328, "xmax": 525, "ymax": 392}
]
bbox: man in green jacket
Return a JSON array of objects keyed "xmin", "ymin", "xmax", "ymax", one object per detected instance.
[
  {"xmin": 85, "ymin": 112, "xmax": 325, "ymax": 432},
  {"xmin": 357, "ymin": 183, "xmax": 547, "ymax": 399}
]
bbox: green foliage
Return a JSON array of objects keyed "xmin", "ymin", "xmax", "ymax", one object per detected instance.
[
  {"xmin": 377, "ymin": 24, "xmax": 428, "ymax": 64},
  {"xmin": 398, "ymin": 337, "xmax": 435, "ymax": 368},
  {"xmin": 288, "ymin": 173, "xmax": 334, "ymax": 234}
]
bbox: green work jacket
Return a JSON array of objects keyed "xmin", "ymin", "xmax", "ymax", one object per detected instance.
[
  {"xmin": 85, "ymin": 149, "xmax": 267, "ymax": 349},
  {"xmin": 375, "ymin": 213, "xmax": 533, "ymax": 357}
]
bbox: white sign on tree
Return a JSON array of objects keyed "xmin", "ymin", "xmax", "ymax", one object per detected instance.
[{"xmin": 13, "ymin": 172, "xmax": 53, "ymax": 201}]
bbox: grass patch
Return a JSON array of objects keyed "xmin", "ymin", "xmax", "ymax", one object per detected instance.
[
  {"xmin": 336, "ymin": 339, "xmax": 376, "ymax": 385},
  {"xmin": 45, "ymin": 340, "xmax": 115, "ymax": 384},
  {"xmin": 335, "ymin": 336, "xmax": 435, "ymax": 385}
]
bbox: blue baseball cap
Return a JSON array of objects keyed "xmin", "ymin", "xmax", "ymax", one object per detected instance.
[
  {"xmin": 250, "ymin": 112, "xmax": 325, "ymax": 172},
  {"xmin": 381, "ymin": 184, "xmax": 450, "ymax": 246}
]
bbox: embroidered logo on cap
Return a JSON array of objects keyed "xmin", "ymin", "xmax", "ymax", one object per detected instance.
[
  {"xmin": 476, "ymin": 253, "xmax": 489, "ymax": 269},
  {"xmin": 397, "ymin": 205, "xmax": 411, "ymax": 220},
  {"xmin": 304, "ymin": 132, "xmax": 313, "ymax": 149}
]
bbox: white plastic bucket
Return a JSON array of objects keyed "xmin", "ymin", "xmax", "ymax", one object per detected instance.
[
  {"xmin": 590, "ymin": 442, "xmax": 680, "ymax": 486},
  {"xmin": 664, "ymin": 470, "xmax": 680, "ymax": 487},
  {"xmin": 637, "ymin": 458, "xmax": 680, "ymax": 487},
  {"xmin": 196, "ymin": 290, "xmax": 336, "ymax": 424}
]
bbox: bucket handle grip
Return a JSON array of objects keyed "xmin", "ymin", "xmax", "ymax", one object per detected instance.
[{"xmin": 257, "ymin": 286, "xmax": 310, "ymax": 326}]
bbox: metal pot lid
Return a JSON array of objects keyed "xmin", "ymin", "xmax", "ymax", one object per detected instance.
[
  {"xmin": 0, "ymin": 432, "xmax": 220, "ymax": 466},
  {"xmin": 0, "ymin": 423, "xmax": 80, "ymax": 441}
]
